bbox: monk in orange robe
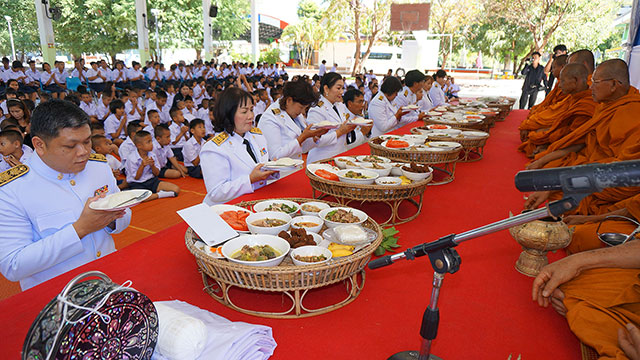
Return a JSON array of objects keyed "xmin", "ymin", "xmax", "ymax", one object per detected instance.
[
  {"xmin": 518, "ymin": 63, "xmax": 596, "ymax": 157},
  {"xmin": 564, "ymin": 193, "xmax": 640, "ymax": 254},
  {"xmin": 533, "ymin": 239, "xmax": 640, "ymax": 360},
  {"xmin": 524, "ymin": 59, "xmax": 640, "ymax": 210}
]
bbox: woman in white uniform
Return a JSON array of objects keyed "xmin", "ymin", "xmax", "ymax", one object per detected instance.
[
  {"xmin": 306, "ymin": 72, "xmax": 358, "ymax": 164},
  {"xmin": 200, "ymin": 87, "xmax": 278, "ymax": 205},
  {"xmin": 368, "ymin": 76, "xmax": 409, "ymax": 137},
  {"xmin": 258, "ymin": 80, "xmax": 328, "ymax": 160}
]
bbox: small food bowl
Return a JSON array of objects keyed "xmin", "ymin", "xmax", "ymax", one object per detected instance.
[
  {"xmin": 290, "ymin": 215, "xmax": 324, "ymax": 234},
  {"xmin": 222, "ymin": 234, "xmax": 290, "ymax": 267},
  {"xmin": 300, "ymin": 201, "xmax": 330, "ymax": 216},
  {"xmin": 389, "ymin": 162, "xmax": 406, "ymax": 176},
  {"xmin": 355, "ymin": 155, "xmax": 392, "ymax": 163},
  {"xmin": 361, "ymin": 162, "xmax": 392, "ymax": 176},
  {"xmin": 426, "ymin": 124, "xmax": 451, "ymax": 130},
  {"xmin": 334, "ymin": 156, "xmax": 357, "ymax": 169},
  {"xmin": 401, "ymin": 166, "xmax": 433, "ymax": 181},
  {"xmin": 290, "ymin": 245, "xmax": 333, "ymax": 266},
  {"xmin": 319, "ymin": 207, "xmax": 368, "ymax": 228},
  {"xmin": 402, "ymin": 135, "xmax": 427, "ymax": 145},
  {"xmin": 253, "ymin": 199, "xmax": 300, "ymax": 215},
  {"xmin": 336, "ymin": 169, "xmax": 379, "ymax": 185},
  {"xmin": 246, "ymin": 211, "xmax": 292, "ymax": 235},
  {"xmin": 375, "ymin": 176, "xmax": 403, "ymax": 186},
  {"xmin": 346, "ymin": 161, "xmax": 368, "ymax": 170}
]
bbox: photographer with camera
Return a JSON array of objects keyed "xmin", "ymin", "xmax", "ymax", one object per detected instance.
[
  {"xmin": 519, "ymin": 52, "xmax": 546, "ymax": 109},
  {"xmin": 544, "ymin": 45, "xmax": 568, "ymax": 95}
]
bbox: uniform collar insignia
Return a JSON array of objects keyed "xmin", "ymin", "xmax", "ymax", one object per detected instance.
[
  {"xmin": 88, "ymin": 153, "xmax": 107, "ymax": 162},
  {"xmin": 250, "ymin": 127, "xmax": 262, "ymax": 134},
  {"xmin": 212, "ymin": 132, "xmax": 229, "ymax": 146},
  {"xmin": 272, "ymin": 108, "xmax": 281, "ymax": 115},
  {"xmin": 317, "ymin": 100, "xmax": 324, "ymax": 107},
  {"xmin": 0, "ymin": 164, "xmax": 29, "ymax": 187}
]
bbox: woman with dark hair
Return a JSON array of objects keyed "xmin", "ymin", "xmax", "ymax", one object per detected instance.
[
  {"xmin": 305, "ymin": 72, "xmax": 359, "ymax": 163},
  {"xmin": 200, "ymin": 87, "xmax": 278, "ymax": 205},
  {"xmin": 368, "ymin": 76, "xmax": 409, "ymax": 137},
  {"xmin": 6, "ymin": 99, "xmax": 33, "ymax": 148},
  {"xmin": 258, "ymin": 80, "xmax": 329, "ymax": 161}
]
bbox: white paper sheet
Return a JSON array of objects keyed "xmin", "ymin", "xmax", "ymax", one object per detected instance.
[{"xmin": 177, "ymin": 203, "xmax": 238, "ymax": 246}]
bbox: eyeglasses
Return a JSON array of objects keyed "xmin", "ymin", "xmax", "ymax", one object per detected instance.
[{"xmin": 592, "ymin": 78, "xmax": 621, "ymax": 85}]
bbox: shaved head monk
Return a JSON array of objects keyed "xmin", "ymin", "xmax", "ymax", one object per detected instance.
[
  {"xmin": 568, "ymin": 49, "xmax": 596, "ymax": 76},
  {"xmin": 519, "ymin": 55, "xmax": 570, "ymax": 142},
  {"xmin": 532, "ymin": 237, "xmax": 640, "ymax": 359},
  {"xmin": 518, "ymin": 63, "xmax": 596, "ymax": 157}
]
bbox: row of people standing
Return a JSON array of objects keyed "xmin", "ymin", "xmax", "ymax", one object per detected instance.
[{"xmin": 202, "ymin": 69, "xmax": 450, "ymax": 205}]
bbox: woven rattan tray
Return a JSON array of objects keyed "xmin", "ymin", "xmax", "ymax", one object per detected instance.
[
  {"xmin": 423, "ymin": 117, "xmax": 489, "ymax": 132},
  {"xmin": 368, "ymin": 139, "xmax": 460, "ymax": 185},
  {"xmin": 306, "ymin": 158, "xmax": 431, "ymax": 224},
  {"xmin": 410, "ymin": 126, "xmax": 489, "ymax": 162},
  {"xmin": 185, "ymin": 198, "xmax": 383, "ymax": 318}
]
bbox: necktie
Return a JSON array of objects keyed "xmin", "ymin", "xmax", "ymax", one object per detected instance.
[
  {"xmin": 333, "ymin": 105, "xmax": 357, "ymax": 145},
  {"xmin": 243, "ymin": 139, "xmax": 258, "ymax": 163}
]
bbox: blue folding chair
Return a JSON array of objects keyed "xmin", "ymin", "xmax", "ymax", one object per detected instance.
[{"xmin": 66, "ymin": 77, "xmax": 82, "ymax": 92}]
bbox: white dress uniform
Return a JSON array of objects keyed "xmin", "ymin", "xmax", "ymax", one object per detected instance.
[
  {"xmin": 258, "ymin": 101, "xmax": 314, "ymax": 161},
  {"xmin": 0, "ymin": 153, "xmax": 131, "ymax": 290},
  {"xmin": 306, "ymin": 95, "xmax": 354, "ymax": 164},
  {"xmin": 343, "ymin": 109, "xmax": 370, "ymax": 150},
  {"xmin": 392, "ymin": 86, "xmax": 419, "ymax": 123},
  {"xmin": 200, "ymin": 128, "xmax": 276, "ymax": 205},
  {"xmin": 368, "ymin": 93, "xmax": 400, "ymax": 137},
  {"xmin": 419, "ymin": 89, "xmax": 434, "ymax": 112},
  {"xmin": 429, "ymin": 83, "xmax": 447, "ymax": 108},
  {"xmin": 0, "ymin": 145, "xmax": 33, "ymax": 172}
]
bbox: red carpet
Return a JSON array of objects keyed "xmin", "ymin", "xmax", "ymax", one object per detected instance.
[{"xmin": 0, "ymin": 110, "xmax": 581, "ymax": 359}]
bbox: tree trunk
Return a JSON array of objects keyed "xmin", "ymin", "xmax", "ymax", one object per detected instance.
[
  {"xmin": 441, "ymin": 52, "xmax": 449, "ymax": 70},
  {"xmin": 110, "ymin": 54, "xmax": 117, "ymax": 66},
  {"xmin": 360, "ymin": 36, "xmax": 376, "ymax": 74},
  {"xmin": 350, "ymin": 0, "xmax": 362, "ymax": 77},
  {"xmin": 195, "ymin": 48, "xmax": 202, "ymax": 61}
]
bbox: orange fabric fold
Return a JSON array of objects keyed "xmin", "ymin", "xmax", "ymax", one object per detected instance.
[
  {"xmin": 560, "ymin": 268, "xmax": 640, "ymax": 360},
  {"xmin": 567, "ymin": 220, "xmax": 637, "ymax": 254},
  {"xmin": 527, "ymin": 84, "xmax": 568, "ymax": 118},
  {"xmin": 518, "ymin": 89, "xmax": 596, "ymax": 156},
  {"xmin": 533, "ymin": 86, "xmax": 640, "ymax": 166}
]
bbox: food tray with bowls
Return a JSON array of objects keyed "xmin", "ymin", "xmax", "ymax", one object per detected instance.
[
  {"xmin": 411, "ymin": 126, "xmax": 490, "ymax": 162},
  {"xmin": 368, "ymin": 136, "xmax": 461, "ymax": 185},
  {"xmin": 423, "ymin": 115, "xmax": 489, "ymax": 132},
  {"xmin": 305, "ymin": 158, "xmax": 431, "ymax": 225},
  {"xmin": 185, "ymin": 198, "xmax": 383, "ymax": 319}
]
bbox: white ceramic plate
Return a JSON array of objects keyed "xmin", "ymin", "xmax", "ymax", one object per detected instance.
[
  {"xmin": 222, "ymin": 234, "xmax": 290, "ymax": 267},
  {"xmin": 319, "ymin": 207, "xmax": 368, "ymax": 228},
  {"xmin": 426, "ymin": 141, "xmax": 462, "ymax": 150},
  {"xmin": 336, "ymin": 169, "xmax": 379, "ymax": 185},
  {"xmin": 322, "ymin": 226, "xmax": 377, "ymax": 246},
  {"xmin": 253, "ymin": 199, "xmax": 300, "ymax": 214},
  {"xmin": 89, "ymin": 190, "xmax": 152, "ymax": 211},
  {"xmin": 462, "ymin": 131, "xmax": 489, "ymax": 139},
  {"xmin": 426, "ymin": 124, "xmax": 451, "ymax": 130},
  {"xmin": 355, "ymin": 155, "xmax": 392, "ymax": 163},
  {"xmin": 403, "ymin": 105, "xmax": 420, "ymax": 111},
  {"xmin": 262, "ymin": 158, "xmax": 304, "ymax": 171},
  {"xmin": 349, "ymin": 117, "xmax": 373, "ymax": 126}
]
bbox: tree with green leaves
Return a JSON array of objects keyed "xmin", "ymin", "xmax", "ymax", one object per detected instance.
[
  {"xmin": 0, "ymin": 2, "xmax": 42, "ymax": 60},
  {"xmin": 283, "ymin": 1, "xmax": 339, "ymax": 68},
  {"xmin": 325, "ymin": 0, "xmax": 392, "ymax": 76}
]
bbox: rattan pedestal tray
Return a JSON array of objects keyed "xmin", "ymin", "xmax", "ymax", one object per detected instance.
[
  {"xmin": 368, "ymin": 139, "xmax": 460, "ymax": 185},
  {"xmin": 423, "ymin": 117, "xmax": 489, "ymax": 132},
  {"xmin": 410, "ymin": 127, "xmax": 489, "ymax": 162},
  {"xmin": 185, "ymin": 198, "xmax": 383, "ymax": 319},
  {"xmin": 306, "ymin": 159, "xmax": 431, "ymax": 225}
]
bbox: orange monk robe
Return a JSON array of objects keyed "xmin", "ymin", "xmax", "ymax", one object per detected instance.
[
  {"xmin": 535, "ymin": 86, "xmax": 640, "ymax": 168},
  {"xmin": 560, "ymin": 268, "xmax": 640, "ymax": 360},
  {"xmin": 526, "ymin": 84, "xmax": 568, "ymax": 118},
  {"xmin": 518, "ymin": 88, "xmax": 596, "ymax": 157},
  {"xmin": 567, "ymin": 193, "xmax": 640, "ymax": 254}
]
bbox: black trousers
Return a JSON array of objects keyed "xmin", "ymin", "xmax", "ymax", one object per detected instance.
[{"xmin": 519, "ymin": 88, "xmax": 539, "ymax": 109}]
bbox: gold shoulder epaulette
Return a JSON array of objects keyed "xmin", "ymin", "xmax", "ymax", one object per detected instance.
[
  {"xmin": 317, "ymin": 101, "xmax": 324, "ymax": 107},
  {"xmin": 272, "ymin": 108, "xmax": 281, "ymax": 115},
  {"xmin": 404, "ymin": 90, "xmax": 408, "ymax": 96},
  {"xmin": 250, "ymin": 127, "xmax": 262, "ymax": 134},
  {"xmin": 345, "ymin": 113, "xmax": 350, "ymax": 120},
  {"xmin": 0, "ymin": 164, "xmax": 29, "ymax": 187},
  {"xmin": 212, "ymin": 132, "xmax": 229, "ymax": 146},
  {"xmin": 88, "ymin": 153, "xmax": 107, "ymax": 162},
  {"xmin": 378, "ymin": 95, "xmax": 383, "ymax": 101}
]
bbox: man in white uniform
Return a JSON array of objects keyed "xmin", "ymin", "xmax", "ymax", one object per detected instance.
[{"xmin": 0, "ymin": 100, "xmax": 131, "ymax": 290}]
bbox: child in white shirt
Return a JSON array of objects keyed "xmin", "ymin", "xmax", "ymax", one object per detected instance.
[
  {"xmin": 153, "ymin": 124, "xmax": 187, "ymax": 178},
  {"xmin": 181, "ymin": 119, "xmax": 205, "ymax": 178},
  {"xmin": 168, "ymin": 107, "xmax": 189, "ymax": 161}
]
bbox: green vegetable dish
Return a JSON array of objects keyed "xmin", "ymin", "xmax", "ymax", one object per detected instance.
[
  {"xmin": 265, "ymin": 203, "xmax": 298, "ymax": 213},
  {"xmin": 344, "ymin": 171, "xmax": 370, "ymax": 179},
  {"xmin": 232, "ymin": 245, "xmax": 280, "ymax": 261}
]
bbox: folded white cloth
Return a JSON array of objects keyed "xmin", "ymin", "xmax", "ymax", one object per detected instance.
[{"xmin": 151, "ymin": 300, "xmax": 277, "ymax": 360}]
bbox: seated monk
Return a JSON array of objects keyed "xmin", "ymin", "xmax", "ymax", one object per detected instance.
[
  {"xmin": 520, "ymin": 55, "xmax": 569, "ymax": 142},
  {"xmin": 532, "ymin": 239, "xmax": 640, "ymax": 359},
  {"xmin": 524, "ymin": 59, "xmax": 640, "ymax": 209},
  {"xmin": 563, "ymin": 192, "xmax": 640, "ymax": 254},
  {"xmin": 518, "ymin": 63, "xmax": 596, "ymax": 157}
]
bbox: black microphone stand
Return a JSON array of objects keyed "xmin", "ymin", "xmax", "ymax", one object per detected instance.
[{"xmin": 369, "ymin": 195, "xmax": 587, "ymax": 360}]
